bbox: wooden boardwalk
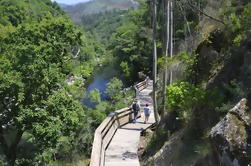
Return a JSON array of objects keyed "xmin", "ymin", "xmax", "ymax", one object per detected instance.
[{"xmin": 105, "ymin": 80, "xmax": 155, "ymax": 166}]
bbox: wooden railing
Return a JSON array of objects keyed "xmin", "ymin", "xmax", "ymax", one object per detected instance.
[
  {"xmin": 135, "ymin": 77, "xmax": 149, "ymax": 91},
  {"xmin": 89, "ymin": 77, "xmax": 150, "ymax": 166}
]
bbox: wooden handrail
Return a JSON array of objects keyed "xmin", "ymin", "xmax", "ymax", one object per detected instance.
[
  {"xmin": 89, "ymin": 77, "xmax": 150, "ymax": 166},
  {"xmin": 135, "ymin": 77, "xmax": 149, "ymax": 90}
]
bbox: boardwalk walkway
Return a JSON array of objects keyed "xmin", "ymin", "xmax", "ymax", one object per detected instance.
[{"xmin": 105, "ymin": 80, "xmax": 155, "ymax": 166}]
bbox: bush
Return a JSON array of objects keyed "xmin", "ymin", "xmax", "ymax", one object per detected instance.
[{"xmin": 166, "ymin": 82, "xmax": 206, "ymax": 122}]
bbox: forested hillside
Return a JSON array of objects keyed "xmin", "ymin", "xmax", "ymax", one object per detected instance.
[
  {"xmin": 61, "ymin": 0, "xmax": 139, "ymax": 23},
  {"xmin": 59, "ymin": 0, "xmax": 251, "ymax": 165},
  {"xmin": 1, "ymin": 0, "xmax": 251, "ymax": 165},
  {"xmin": 0, "ymin": 0, "xmax": 109, "ymax": 165},
  {"xmin": 0, "ymin": 0, "xmax": 139, "ymax": 165},
  {"xmin": 81, "ymin": 10, "xmax": 128, "ymax": 45},
  {"xmin": 62, "ymin": 0, "xmax": 153, "ymax": 84},
  {"xmin": 135, "ymin": 0, "xmax": 251, "ymax": 165}
]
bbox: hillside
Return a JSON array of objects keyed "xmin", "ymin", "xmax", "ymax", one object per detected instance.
[
  {"xmin": 1, "ymin": 0, "xmax": 250, "ymax": 165},
  {"xmin": 61, "ymin": 0, "xmax": 139, "ymax": 23},
  {"xmin": 138, "ymin": 0, "xmax": 251, "ymax": 165},
  {"xmin": 0, "ymin": 0, "xmax": 63, "ymax": 26},
  {"xmin": 80, "ymin": 10, "xmax": 128, "ymax": 45},
  {"xmin": 0, "ymin": 0, "xmax": 108, "ymax": 165}
]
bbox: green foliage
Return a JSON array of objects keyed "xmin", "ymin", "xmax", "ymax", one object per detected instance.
[
  {"xmin": 158, "ymin": 51, "xmax": 194, "ymax": 68},
  {"xmin": 105, "ymin": 77, "xmax": 123, "ymax": 102},
  {"xmin": 165, "ymin": 79, "xmax": 228, "ymax": 126},
  {"xmin": 175, "ymin": 52, "xmax": 195, "ymax": 64},
  {"xmin": 84, "ymin": 77, "xmax": 135, "ymax": 130},
  {"xmin": 88, "ymin": 89, "xmax": 102, "ymax": 104},
  {"xmin": 0, "ymin": 1, "xmax": 102, "ymax": 164},
  {"xmin": 32, "ymin": 90, "xmax": 83, "ymax": 148},
  {"xmin": 0, "ymin": 0, "xmax": 63, "ymax": 27},
  {"xmin": 81, "ymin": 10, "xmax": 128, "ymax": 45},
  {"xmin": 0, "ymin": 0, "xmax": 139, "ymax": 165},
  {"xmin": 106, "ymin": 77, "xmax": 135, "ymax": 110},
  {"xmin": 166, "ymin": 82, "xmax": 206, "ymax": 121},
  {"xmin": 120, "ymin": 61, "xmax": 132, "ymax": 78},
  {"xmin": 216, "ymin": 80, "xmax": 246, "ymax": 113},
  {"xmin": 224, "ymin": 2, "xmax": 251, "ymax": 46},
  {"xmin": 223, "ymin": 80, "xmax": 245, "ymax": 99},
  {"xmin": 110, "ymin": 3, "xmax": 152, "ymax": 84},
  {"xmin": 63, "ymin": 0, "xmax": 137, "ymax": 17},
  {"xmin": 215, "ymin": 102, "xmax": 235, "ymax": 113}
]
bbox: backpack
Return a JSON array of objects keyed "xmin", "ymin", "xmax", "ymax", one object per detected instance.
[{"xmin": 133, "ymin": 103, "xmax": 140, "ymax": 112}]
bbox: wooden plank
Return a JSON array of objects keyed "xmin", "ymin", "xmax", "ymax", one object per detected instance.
[
  {"xmin": 115, "ymin": 107, "xmax": 131, "ymax": 114},
  {"xmin": 118, "ymin": 115, "xmax": 131, "ymax": 126},
  {"xmin": 101, "ymin": 116, "xmax": 116, "ymax": 138},
  {"xmin": 100, "ymin": 146, "xmax": 105, "ymax": 166},
  {"xmin": 90, "ymin": 132, "xmax": 102, "ymax": 166},
  {"xmin": 117, "ymin": 110, "xmax": 132, "ymax": 118},
  {"xmin": 102, "ymin": 121, "xmax": 118, "ymax": 149},
  {"xmin": 97, "ymin": 117, "xmax": 112, "ymax": 132}
]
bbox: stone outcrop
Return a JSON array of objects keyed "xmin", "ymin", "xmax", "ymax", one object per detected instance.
[{"xmin": 210, "ymin": 98, "xmax": 251, "ymax": 166}]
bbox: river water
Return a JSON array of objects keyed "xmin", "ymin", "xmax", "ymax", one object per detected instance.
[{"xmin": 82, "ymin": 64, "xmax": 118, "ymax": 106}]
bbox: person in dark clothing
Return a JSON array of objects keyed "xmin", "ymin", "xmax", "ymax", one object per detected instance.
[{"xmin": 132, "ymin": 99, "xmax": 140, "ymax": 123}]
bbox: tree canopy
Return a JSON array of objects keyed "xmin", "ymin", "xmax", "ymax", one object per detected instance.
[{"xmin": 0, "ymin": 0, "xmax": 106, "ymax": 165}]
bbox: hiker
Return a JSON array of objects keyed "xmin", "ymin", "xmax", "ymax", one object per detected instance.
[
  {"xmin": 132, "ymin": 99, "xmax": 140, "ymax": 123},
  {"xmin": 143, "ymin": 103, "xmax": 150, "ymax": 124}
]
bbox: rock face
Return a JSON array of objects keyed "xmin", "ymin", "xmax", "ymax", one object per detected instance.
[{"xmin": 210, "ymin": 98, "xmax": 251, "ymax": 166}]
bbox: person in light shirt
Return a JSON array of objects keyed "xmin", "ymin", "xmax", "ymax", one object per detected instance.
[{"xmin": 143, "ymin": 103, "xmax": 150, "ymax": 124}]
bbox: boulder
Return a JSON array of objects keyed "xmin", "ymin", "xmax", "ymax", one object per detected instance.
[{"xmin": 210, "ymin": 98, "xmax": 251, "ymax": 166}]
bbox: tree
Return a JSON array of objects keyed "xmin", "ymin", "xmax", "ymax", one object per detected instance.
[
  {"xmin": 110, "ymin": 4, "xmax": 152, "ymax": 84},
  {"xmin": 0, "ymin": 0, "xmax": 64, "ymax": 27},
  {"xmin": 88, "ymin": 89, "xmax": 102, "ymax": 104},
  {"xmin": 152, "ymin": 0, "xmax": 160, "ymax": 123},
  {"xmin": 169, "ymin": 0, "xmax": 174, "ymax": 84},
  {"xmin": 0, "ymin": 17, "xmax": 83, "ymax": 165},
  {"xmin": 161, "ymin": 0, "xmax": 170, "ymax": 117},
  {"xmin": 161, "ymin": 0, "xmax": 174, "ymax": 117},
  {"xmin": 105, "ymin": 77, "xmax": 123, "ymax": 102}
]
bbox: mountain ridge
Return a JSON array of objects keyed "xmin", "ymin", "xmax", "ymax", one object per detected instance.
[{"xmin": 61, "ymin": 0, "xmax": 139, "ymax": 23}]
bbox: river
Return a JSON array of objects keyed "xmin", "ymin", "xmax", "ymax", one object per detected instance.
[{"xmin": 82, "ymin": 63, "xmax": 118, "ymax": 107}]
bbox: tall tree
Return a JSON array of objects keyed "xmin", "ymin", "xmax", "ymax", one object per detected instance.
[
  {"xmin": 152, "ymin": 0, "xmax": 160, "ymax": 123},
  {"xmin": 161, "ymin": 0, "xmax": 170, "ymax": 117},
  {"xmin": 169, "ymin": 0, "xmax": 174, "ymax": 84},
  {"xmin": 0, "ymin": 17, "xmax": 84, "ymax": 165}
]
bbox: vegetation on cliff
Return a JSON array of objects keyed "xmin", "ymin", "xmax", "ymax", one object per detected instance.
[{"xmin": 140, "ymin": 0, "xmax": 251, "ymax": 165}]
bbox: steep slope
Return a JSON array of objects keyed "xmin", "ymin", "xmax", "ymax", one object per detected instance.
[
  {"xmin": 140, "ymin": 0, "xmax": 251, "ymax": 165},
  {"xmin": 61, "ymin": 0, "xmax": 139, "ymax": 23}
]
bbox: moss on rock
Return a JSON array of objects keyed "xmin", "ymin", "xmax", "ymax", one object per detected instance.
[{"xmin": 210, "ymin": 98, "xmax": 251, "ymax": 165}]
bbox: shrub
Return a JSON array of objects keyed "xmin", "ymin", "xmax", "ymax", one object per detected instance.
[{"xmin": 166, "ymin": 82, "xmax": 206, "ymax": 122}]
